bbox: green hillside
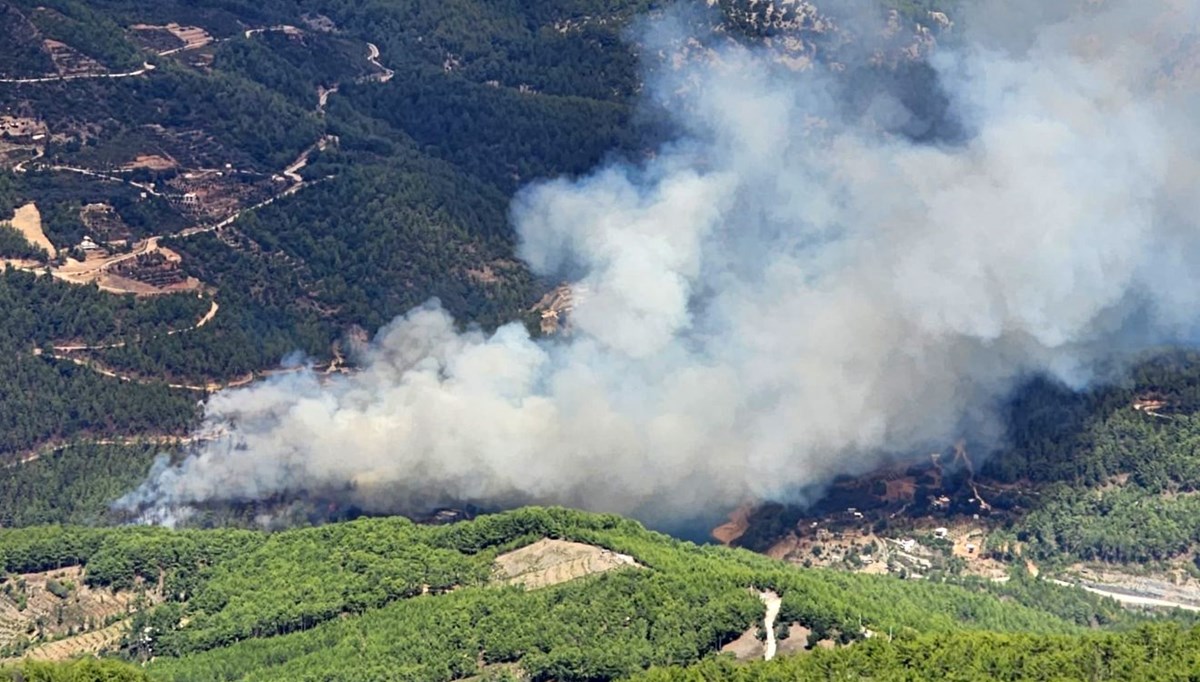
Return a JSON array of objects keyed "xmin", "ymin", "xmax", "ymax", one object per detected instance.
[
  {"xmin": 631, "ymin": 625, "xmax": 1200, "ymax": 681},
  {"xmin": 0, "ymin": 507, "xmax": 1168, "ymax": 681}
]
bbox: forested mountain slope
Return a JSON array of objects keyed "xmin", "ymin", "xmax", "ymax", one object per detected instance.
[
  {"xmin": 0, "ymin": 0, "xmax": 673, "ymax": 468},
  {"xmin": 0, "ymin": 508, "xmax": 1178, "ymax": 681}
]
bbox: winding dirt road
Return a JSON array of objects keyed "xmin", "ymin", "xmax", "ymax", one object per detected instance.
[
  {"xmin": 759, "ymin": 590, "xmax": 781, "ymax": 661},
  {"xmin": 12, "ymin": 146, "xmax": 43, "ymax": 173},
  {"xmin": 365, "ymin": 42, "xmax": 395, "ymax": 82},
  {"xmin": 49, "ymin": 299, "xmax": 217, "ymax": 353},
  {"xmin": 0, "ymin": 63, "xmax": 156, "ymax": 84},
  {"xmin": 1048, "ymin": 579, "xmax": 1200, "ymax": 612},
  {"xmin": 44, "ymin": 164, "xmax": 162, "ymax": 196}
]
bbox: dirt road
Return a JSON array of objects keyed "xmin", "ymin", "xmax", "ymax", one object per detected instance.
[
  {"xmin": 365, "ymin": 42, "xmax": 395, "ymax": 82},
  {"xmin": 1048, "ymin": 579, "xmax": 1200, "ymax": 612},
  {"xmin": 244, "ymin": 25, "xmax": 302, "ymax": 39},
  {"xmin": 45, "ymin": 164, "xmax": 162, "ymax": 196},
  {"xmin": 14, "ymin": 430, "xmax": 220, "ymax": 466},
  {"xmin": 176, "ymin": 299, "xmax": 219, "ymax": 332},
  {"xmin": 49, "ymin": 300, "xmax": 215, "ymax": 354},
  {"xmin": 12, "ymin": 146, "xmax": 43, "ymax": 173},
  {"xmin": 173, "ymin": 177, "xmax": 311, "ymax": 239},
  {"xmin": 317, "ymin": 84, "xmax": 338, "ymax": 113},
  {"xmin": 0, "ymin": 63, "xmax": 156, "ymax": 84},
  {"xmin": 759, "ymin": 590, "xmax": 781, "ymax": 661}
]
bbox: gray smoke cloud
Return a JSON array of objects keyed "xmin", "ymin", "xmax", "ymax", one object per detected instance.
[{"xmin": 122, "ymin": 0, "xmax": 1200, "ymax": 522}]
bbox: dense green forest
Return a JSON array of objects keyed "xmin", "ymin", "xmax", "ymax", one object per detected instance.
[
  {"xmin": 0, "ymin": 2, "xmax": 54, "ymax": 77},
  {"xmin": 0, "ymin": 270, "xmax": 203, "ymax": 454},
  {"xmin": 977, "ymin": 353, "xmax": 1200, "ymax": 564},
  {"xmin": 0, "ymin": 508, "xmax": 1171, "ymax": 681},
  {"xmin": 212, "ymin": 32, "xmax": 371, "ymax": 109},
  {"xmin": 0, "ymin": 442, "xmax": 165, "ymax": 526},
  {"xmin": 27, "ymin": 0, "xmax": 143, "ymax": 71},
  {"xmin": 631, "ymin": 623, "xmax": 1200, "ymax": 682},
  {"xmin": 1, "ymin": 658, "xmax": 148, "ymax": 682}
]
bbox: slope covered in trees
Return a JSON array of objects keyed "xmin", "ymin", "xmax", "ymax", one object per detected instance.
[
  {"xmin": 0, "ymin": 443, "xmax": 165, "ymax": 527},
  {"xmin": 0, "ymin": 508, "xmax": 1170, "ymax": 682},
  {"xmin": 1, "ymin": 658, "xmax": 148, "ymax": 682},
  {"xmin": 0, "ymin": 270, "xmax": 203, "ymax": 455},
  {"xmin": 0, "ymin": 0, "xmax": 669, "ymax": 451},
  {"xmin": 631, "ymin": 624, "xmax": 1200, "ymax": 682}
]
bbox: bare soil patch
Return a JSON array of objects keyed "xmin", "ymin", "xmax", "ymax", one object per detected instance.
[
  {"xmin": 884, "ymin": 477, "xmax": 916, "ymax": 502},
  {"xmin": 720, "ymin": 627, "xmax": 765, "ymax": 661},
  {"xmin": 0, "ymin": 116, "xmax": 47, "ymax": 138},
  {"xmin": 124, "ymin": 154, "xmax": 176, "ymax": 171},
  {"xmin": 42, "ymin": 39, "xmax": 107, "ymax": 77},
  {"xmin": 0, "ymin": 565, "xmax": 160, "ymax": 654},
  {"xmin": 9, "ymin": 202, "xmax": 55, "ymax": 258},
  {"xmin": 493, "ymin": 539, "xmax": 640, "ymax": 589},
  {"xmin": 21, "ymin": 621, "xmax": 126, "ymax": 662},
  {"xmin": 130, "ymin": 24, "xmax": 212, "ymax": 55},
  {"xmin": 777, "ymin": 624, "xmax": 813, "ymax": 656},
  {"xmin": 712, "ymin": 504, "xmax": 753, "ymax": 545}
]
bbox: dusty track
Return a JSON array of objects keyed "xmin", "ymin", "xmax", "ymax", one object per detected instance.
[
  {"xmin": 11, "ymin": 146, "xmax": 43, "ymax": 173},
  {"xmin": 33, "ymin": 297, "xmax": 234, "ymax": 391},
  {"xmin": 317, "ymin": 84, "xmax": 338, "ymax": 113},
  {"xmin": 759, "ymin": 591, "xmax": 781, "ymax": 661},
  {"xmin": 365, "ymin": 42, "xmax": 395, "ymax": 83},
  {"xmin": 41, "ymin": 163, "xmax": 161, "ymax": 196},
  {"xmin": 15, "ymin": 435, "xmax": 188, "ymax": 466},
  {"xmin": 1048, "ymin": 579, "xmax": 1200, "ymax": 612},
  {"xmin": 0, "ymin": 63, "xmax": 156, "ymax": 84},
  {"xmin": 49, "ymin": 300, "xmax": 217, "ymax": 354}
]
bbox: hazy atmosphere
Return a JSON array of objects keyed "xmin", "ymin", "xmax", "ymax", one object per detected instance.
[{"xmin": 122, "ymin": 0, "xmax": 1200, "ymax": 522}]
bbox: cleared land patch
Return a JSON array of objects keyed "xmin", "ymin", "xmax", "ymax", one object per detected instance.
[
  {"xmin": 8, "ymin": 202, "xmax": 55, "ymax": 258},
  {"xmin": 21, "ymin": 621, "xmax": 127, "ymax": 662},
  {"xmin": 492, "ymin": 539, "xmax": 641, "ymax": 589},
  {"xmin": 0, "ymin": 565, "xmax": 160, "ymax": 658}
]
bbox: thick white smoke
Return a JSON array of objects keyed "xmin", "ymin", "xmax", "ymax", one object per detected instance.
[{"xmin": 122, "ymin": 0, "xmax": 1200, "ymax": 521}]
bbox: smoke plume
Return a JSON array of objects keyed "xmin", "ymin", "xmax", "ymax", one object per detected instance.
[{"xmin": 122, "ymin": 0, "xmax": 1200, "ymax": 522}]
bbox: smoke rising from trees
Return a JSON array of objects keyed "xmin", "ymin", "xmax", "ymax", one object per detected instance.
[{"xmin": 121, "ymin": 0, "xmax": 1200, "ymax": 522}]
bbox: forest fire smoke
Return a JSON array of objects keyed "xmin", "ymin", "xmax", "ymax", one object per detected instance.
[{"xmin": 120, "ymin": 0, "xmax": 1200, "ymax": 524}]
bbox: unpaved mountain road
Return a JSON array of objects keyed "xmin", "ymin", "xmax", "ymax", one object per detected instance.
[
  {"xmin": 759, "ymin": 590, "xmax": 781, "ymax": 661},
  {"xmin": 46, "ymin": 164, "xmax": 162, "ymax": 196},
  {"xmin": 12, "ymin": 145, "xmax": 43, "ymax": 173},
  {"xmin": 49, "ymin": 299, "xmax": 218, "ymax": 353},
  {"xmin": 1048, "ymin": 579, "xmax": 1200, "ymax": 612},
  {"xmin": 366, "ymin": 42, "xmax": 395, "ymax": 82},
  {"xmin": 0, "ymin": 62, "xmax": 156, "ymax": 84},
  {"xmin": 13, "ymin": 428, "xmax": 226, "ymax": 466}
]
